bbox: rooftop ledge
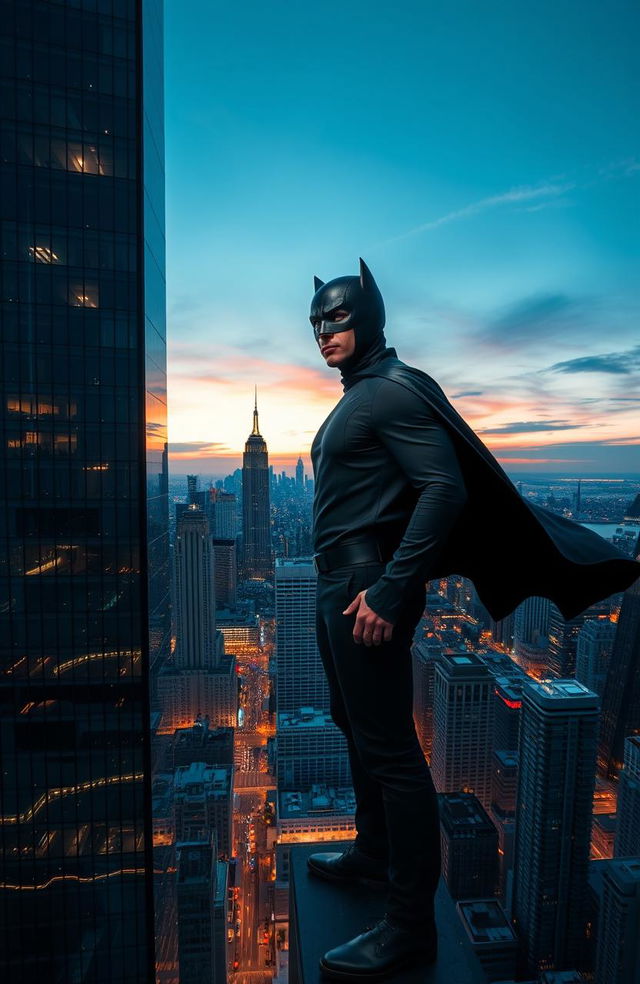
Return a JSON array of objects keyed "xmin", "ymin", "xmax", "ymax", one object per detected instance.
[{"xmin": 288, "ymin": 840, "xmax": 486, "ymax": 984}]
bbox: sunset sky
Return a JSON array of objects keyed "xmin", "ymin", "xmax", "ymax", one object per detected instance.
[{"xmin": 164, "ymin": 1, "xmax": 639, "ymax": 479}]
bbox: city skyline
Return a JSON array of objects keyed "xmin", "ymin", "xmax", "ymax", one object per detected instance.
[{"xmin": 165, "ymin": 1, "xmax": 639, "ymax": 476}]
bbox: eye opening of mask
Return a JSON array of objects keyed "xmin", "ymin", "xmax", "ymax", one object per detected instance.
[{"xmin": 310, "ymin": 306, "xmax": 350, "ymax": 339}]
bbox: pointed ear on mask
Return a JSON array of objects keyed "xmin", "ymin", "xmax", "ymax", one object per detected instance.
[
  {"xmin": 359, "ymin": 257, "xmax": 376, "ymax": 292},
  {"xmin": 313, "ymin": 276, "xmax": 325, "ymax": 292}
]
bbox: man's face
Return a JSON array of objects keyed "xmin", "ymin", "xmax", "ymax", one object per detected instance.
[{"xmin": 312, "ymin": 309, "xmax": 356, "ymax": 367}]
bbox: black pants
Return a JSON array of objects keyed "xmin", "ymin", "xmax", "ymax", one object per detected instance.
[{"xmin": 315, "ymin": 560, "xmax": 441, "ymax": 927}]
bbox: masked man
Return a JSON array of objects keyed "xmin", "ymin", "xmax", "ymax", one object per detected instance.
[{"xmin": 307, "ymin": 258, "xmax": 640, "ymax": 981}]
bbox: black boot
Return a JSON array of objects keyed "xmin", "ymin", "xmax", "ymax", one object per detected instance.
[
  {"xmin": 319, "ymin": 913, "xmax": 437, "ymax": 981},
  {"xmin": 307, "ymin": 842, "xmax": 389, "ymax": 888}
]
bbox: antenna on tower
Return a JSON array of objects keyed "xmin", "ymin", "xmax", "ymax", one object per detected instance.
[{"xmin": 252, "ymin": 385, "xmax": 260, "ymax": 435}]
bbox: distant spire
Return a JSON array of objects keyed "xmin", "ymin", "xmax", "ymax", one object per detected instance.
[{"xmin": 252, "ymin": 385, "xmax": 260, "ymax": 435}]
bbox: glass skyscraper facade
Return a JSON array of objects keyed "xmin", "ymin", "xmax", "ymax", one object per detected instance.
[{"xmin": 0, "ymin": 0, "xmax": 169, "ymax": 980}]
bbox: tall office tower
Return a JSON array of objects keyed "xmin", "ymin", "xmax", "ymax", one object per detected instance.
[
  {"xmin": 296, "ymin": 456, "xmax": 304, "ymax": 487},
  {"xmin": 512, "ymin": 680, "xmax": 599, "ymax": 976},
  {"xmin": 275, "ymin": 558, "xmax": 332, "ymax": 715},
  {"xmin": 276, "ymin": 708, "xmax": 351, "ymax": 787},
  {"xmin": 0, "ymin": 2, "xmax": 169, "ymax": 981},
  {"xmin": 489, "ymin": 749, "xmax": 518, "ymax": 898},
  {"xmin": 547, "ymin": 598, "xmax": 610, "ymax": 678},
  {"xmin": 513, "ymin": 595, "xmax": 551, "ymax": 664},
  {"xmin": 411, "ymin": 636, "xmax": 440, "ymax": 761},
  {"xmin": 173, "ymin": 762, "xmax": 233, "ymax": 859},
  {"xmin": 594, "ymin": 857, "xmax": 640, "ymax": 984},
  {"xmin": 615, "ymin": 735, "xmax": 640, "ymax": 857},
  {"xmin": 159, "ymin": 509, "xmax": 236, "ymax": 730},
  {"xmin": 208, "ymin": 488, "xmax": 237, "ymax": 539},
  {"xmin": 574, "ymin": 617, "xmax": 615, "ymax": 696},
  {"xmin": 241, "ymin": 388, "xmax": 272, "ymax": 579},
  {"xmin": 174, "ymin": 507, "xmax": 217, "ymax": 667},
  {"xmin": 439, "ymin": 793, "xmax": 500, "ymax": 900},
  {"xmin": 187, "ymin": 474, "xmax": 198, "ymax": 501},
  {"xmin": 490, "ymin": 749, "xmax": 518, "ymax": 822},
  {"xmin": 431, "ymin": 652, "xmax": 494, "ymax": 811},
  {"xmin": 489, "ymin": 608, "xmax": 516, "ymax": 651},
  {"xmin": 211, "ymin": 538, "xmax": 237, "ymax": 609},
  {"xmin": 598, "ymin": 554, "xmax": 640, "ymax": 778},
  {"xmin": 176, "ymin": 838, "xmax": 228, "ymax": 984},
  {"xmin": 493, "ymin": 678, "xmax": 523, "ymax": 751}
]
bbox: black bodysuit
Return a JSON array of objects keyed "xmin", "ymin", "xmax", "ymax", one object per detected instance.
[{"xmin": 311, "ymin": 373, "xmax": 469, "ymax": 624}]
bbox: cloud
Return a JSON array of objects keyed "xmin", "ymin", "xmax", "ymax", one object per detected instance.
[
  {"xmin": 478, "ymin": 419, "xmax": 583, "ymax": 435},
  {"xmin": 543, "ymin": 344, "xmax": 640, "ymax": 375},
  {"xmin": 450, "ymin": 390, "xmax": 484, "ymax": 398},
  {"xmin": 379, "ymin": 159, "xmax": 640, "ymax": 246},
  {"xmin": 169, "ymin": 441, "xmax": 232, "ymax": 454},
  {"xmin": 382, "ymin": 181, "xmax": 575, "ymax": 244},
  {"xmin": 479, "ymin": 292, "xmax": 589, "ymax": 349}
]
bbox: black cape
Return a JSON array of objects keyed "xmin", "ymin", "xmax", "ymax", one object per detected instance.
[{"xmin": 352, "ymin": 356, "xmax": 640, "ymax": 622}]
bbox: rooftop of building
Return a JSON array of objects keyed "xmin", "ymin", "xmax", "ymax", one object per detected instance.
[
  {"xmin": 173, "ymin": 718, "xmax": 234, "ymax": 745},
  {"xmin": 275, "ymin": 557, "xmax": 315, "ymax": 574},
  {"xmin": 174, "ymin": 760, "xmax": 232, "ymax": 790},
  {"xmin": 438, "ymin": 792, "xmax": 496, "ymax": 831},
  {"xmin": 278, "ymin": 707, "xmax": 333, "ymax": 728},
  {"xmin": 176, "ymin": 840, "xmax": 216, "ymax": 883},
  {"xmin": 289, "ymin": 841, "xmax": 487, "ymax": 983},
  {"xmin": 438, "ymin": 650, "xmax": 492, "ymax": 675},
  {"xmin": 601, "ymin": 856, "xmax": 640, "ymax": 888},
  {"xmin": 524, "ymin": 677, "xmax": 600, "ymax": 709},
  {"xmin": 279, "ymin": 785, "xmax": 356, "ymax": 819},
  {"xmin": 456, "ymin": 898, "xmax": 517, "ymax": 945},
  {"xmin": 216, "ymin": 610, "xmax": 260, "ymax": 627}
]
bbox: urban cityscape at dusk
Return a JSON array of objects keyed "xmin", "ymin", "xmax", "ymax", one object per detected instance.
[{"xmin": 1, "ymin": 3, "xmax": 639, "ymax": 984}]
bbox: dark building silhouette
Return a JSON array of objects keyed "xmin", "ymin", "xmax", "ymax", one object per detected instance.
[
  {"xmin": 0, "ymin": 1, "xmax": 169, "ymax": 981},
  {"xmin": 547, "ymin": 597, "xmax": 611, "ymax": 678},
  {"xmin": 598, "ymin": 534, "xmax": 640, "ymax": 778},
  {"xmin": 241, "ymin": 388, "xmax": 272, "ymax": 578},
  {"xmin": 439, "ymin": 792, "xmax": 500, "ymax": 900},
  {"xmin": 211, "ymin": 538, "xmax": 237, "ymax": 609},
  {"xmin": 615, "ymin": 735, "xmax": 640, "ymax": 857},
  {"xmin": 512, "ymin": 680, "xmax": 599, "ymax": 976}
]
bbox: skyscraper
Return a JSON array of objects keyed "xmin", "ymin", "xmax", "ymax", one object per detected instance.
[
  {"xmin": 439, "ymin": 792, "xmax": 500, "ymax": 900},
  {"xmin": 241, "ymin": 388, "xmax": 272, "ymax": 578},
  {"xmin": 159, "ymin": 509, "xmax": 237, "ymax": 731},
  {"xmin": 547, "ymin": 598, "xmax": 610, "ymax": 678},
  {"xmin": 431, "ymin": 651, "xmax": 494, "ymax": 810},
  {"xmin": 615, "ymin": 735, "xmax": 640, "ymax": 858},
  {"xmin": 0, "ymin": 1, "xmax": 169, "ymax": 981},
  {"xmin": 513, "ymin": 595, "xmax": 550, "ymax": 662},
  {"xmin": 211, "ymin": 538, "xmax": 237, "ymax": 609},
  {"xmin": 574, "ymin": 617, "xmax": 616, "ymax": 697},
  {"xmin": 0, "ymin": 0, "xmax": 169, "ymax": 984},
  {"xmin": 175, "ymin": 838, "xmax": 229, "ymax": 984},
  {"xmin": 598, "ymin": 548, "xmax": 640, "ymax": 778},
  {"xmin": 594, "ymin": 857, "xmax": 640, "ymax": 984},
  {"xmin": 275, "ymin": 558, "xmax": 330, "ymax": 715},
  {"xmin": 512, "ymin": 679, "xmax": 599, "ymax": 975},
  {"xmin": 295, "ymin": 455, "xmax": 304, "ymax": 487},
  {"xmin": 174, "ymin": 507, "xmax": 217, "ymax": 668}
]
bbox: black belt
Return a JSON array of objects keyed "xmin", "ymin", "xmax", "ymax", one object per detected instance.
[{"xmin": 313, "ymin": 537, "xmax": 393, "ymax": 574}]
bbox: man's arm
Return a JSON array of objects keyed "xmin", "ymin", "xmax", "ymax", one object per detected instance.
[{"xmin": 363, "ymin": 377, "xmax": 468, "ymax": 624}]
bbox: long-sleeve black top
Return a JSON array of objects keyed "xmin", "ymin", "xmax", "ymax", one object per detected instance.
[{"xmin": 311, "ymin": 374, "xmax": 469, "ymax": 624}]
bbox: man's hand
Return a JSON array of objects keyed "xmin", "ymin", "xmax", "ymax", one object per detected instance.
[{"xmin": 343, "ymin": 590, "xmax": 395, "ymax": 646}]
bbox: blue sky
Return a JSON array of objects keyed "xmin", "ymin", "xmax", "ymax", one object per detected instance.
[{"xmin": 164, "ymin": 0, "xmax": 639, "ymax": 477}]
